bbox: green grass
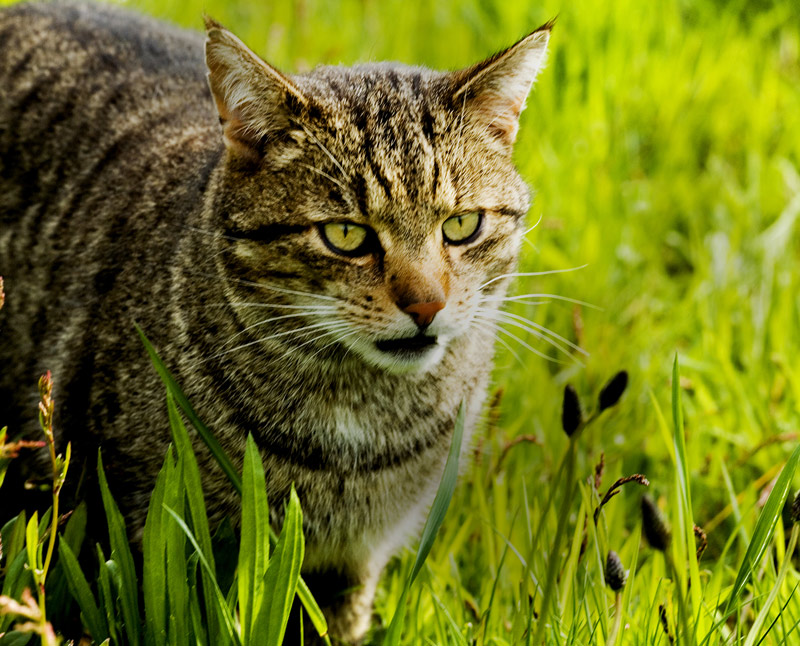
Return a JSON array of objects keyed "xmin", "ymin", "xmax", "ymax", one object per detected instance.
[{"xmin": 3, "ymin": 0, "xmax": 800, "ymax": 643}]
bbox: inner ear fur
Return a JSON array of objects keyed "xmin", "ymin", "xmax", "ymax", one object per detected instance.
[
  {"xmin": 204, "ymin": 16, "xmax": 309, "ymax": 162},
  {"xmin": 451, "ymin": 20, "xmax": 554, "ymax": 146}
]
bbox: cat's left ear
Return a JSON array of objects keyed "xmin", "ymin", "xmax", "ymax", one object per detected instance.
[
  {"xmin": 204, "ymin": 16, "xmax": 309, "ymax": 162},
  {"xmin": 451, "ymin": 21, "xmax": 553, "ymax": 147}
]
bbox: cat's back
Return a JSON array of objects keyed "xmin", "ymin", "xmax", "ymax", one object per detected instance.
[
  {"xmin": 0, "ymin": 1, "xmax": 221, "ymax": 441},
  {"xmin": 0, "ymin": 1, "xmax": 212, "ymax": 159}
]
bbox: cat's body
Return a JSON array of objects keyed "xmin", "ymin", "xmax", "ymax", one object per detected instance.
[{"xmin": 0, "ymin": 2, "xmax": 549, "ymax": 642}]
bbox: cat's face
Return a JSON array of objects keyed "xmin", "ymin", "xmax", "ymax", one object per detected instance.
[{"xmin": 203, "ymin": 20, "xmax": 550, "ymax": 374}]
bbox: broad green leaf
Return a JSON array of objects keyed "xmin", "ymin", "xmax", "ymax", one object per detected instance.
[
  {"xmin": 723, "ymin": 443, "xmax": 800, "ymax": 616},
  {"xmin": 143, "ymin": 450, "xmax": 170, "ymax": 646},
  {"xmin": 253, "ymin": 485, "xmax": 305, "ymax": 645},
  {"xmin": 136, "ymin": 324, "xmax": 242, "ymax": 495},
  {"xmin": 138, "ymin": 325, "xmax": 326, "ymax": 639},
  {"xmin": 59, "ymin": 540, "xmax": 109, "ymax": 642},
  {"xmin": 97, "ymin": 451, "xmax": 141, "ymax": 646},
  {"xmin": 165, "ymin": 454, "xmax": 189, "ymax": 646},
  {"xmin": 164, "ymin": 505, "xmax": 241, "ymax": 646},
  {"xmin": 96, "ymin": 547, "xmax": 119, "ymax": 646},
  {"xmin": 168, "ymin": 392, "xmax": 222, "ymax": 643},
  {"xmin": 239, "ymin": 434, "xmax": 270, "ymax": 645},
  {"xmin": 1, "ymin": 512, "xmax": 27, "ymax": 579},
  {"xmin": 383, "ymin": 402, "xmax": 466, "ymax": 646},
  {"xmin": 25, "ymin": 512, "xmax": 40, "ymax": 585},
  {"xmin": 0, "ymin": 549, "xmax": 32, "ymax": 634},
  {"xmin": 0, "ymin": 631, "xmax": 34, "ymax": 646}
]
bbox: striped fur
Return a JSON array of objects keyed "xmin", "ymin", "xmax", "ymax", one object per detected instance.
[{"xmin": 0, "ymin": 2, "xmax": 549, "ymax": 642}]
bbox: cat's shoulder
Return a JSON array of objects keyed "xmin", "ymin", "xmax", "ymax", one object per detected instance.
[{"xmin": 0, "ymin": 1, "xmax": 204, "ymax": 80}]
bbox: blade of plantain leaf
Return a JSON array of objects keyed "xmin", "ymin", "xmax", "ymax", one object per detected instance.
[
  {"xmin": 136, "ymin": 324, "xmax": 241, "ymax": 495},
  {"xmin": 239, "ymin": 434, "xmax": 271, "ymax": 645},
  {"xmin": 1, "ymin": 511, "xmax": 26, "ymax": 579},
  {"xmin": 253, "ymin": 485, "xmax": 305, "ymax": 645},
  {"xmin": 143, "ymin": 448, "xmax": 170, "ymax": 646},
  {"xmin": 96, "ymin": 546, "xmax": 120, "ymax": 646},
  {"xmin": 383, "ymin": 402, "xmax": 466, "ymax": 646},
  {"xmin": 166, "ymin": 454, "xmax": 189, "ymax": 646},
  {"xmin": 723, "ymin": 443, "xmax": 800, "ymax": 617},
  {"xmin": 168, "ymin": 392, "xmax": 222, "ymax": 644},
  {"xmin": 58, "ymin": 540, "xmax": 109, "ymax": 642},
  {"xmin": 97, "ymin": 451, "xmax": 141, "ymax": 646},
  {"xmin": 138, "ymin": 323, "xmax": 329, "ymax": 640},
  {"xmin": 164, "ymin": 505, "xmax": 241, "ymax": 646}
]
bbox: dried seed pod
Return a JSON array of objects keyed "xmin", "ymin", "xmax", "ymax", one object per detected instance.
[
  {"xmin": 561, "ymin": 384, "xmax": 583, "ymax": 436},
  {"xmin": 791, "ymin": 490, "xmax": 800, "ymax": 525},
  {"xmin": 605, "ymin": 550, "xmax": 627, "ymax": 591},
  {"xmin": 641, "ymin": 495, "xmax": 671, "ymax": 552},
  {"xmin": 598, "ymin": 371, "xmax": 629, "ymax": 411}
]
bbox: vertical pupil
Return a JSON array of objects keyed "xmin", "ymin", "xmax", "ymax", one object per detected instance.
[
  {"xmin": 342, "ymin": 223, "xmax": 349, "ymax": 238},
  {"xmin": 457, "ymin": 216, "xmax": 463, "ymax": 229}
]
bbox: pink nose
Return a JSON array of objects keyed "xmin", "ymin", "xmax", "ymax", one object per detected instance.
[{"xmin": 403, "ymin": 301, "xmax": 446, "ymax": 327}]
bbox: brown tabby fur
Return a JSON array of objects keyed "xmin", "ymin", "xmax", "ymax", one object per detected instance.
[{"xmin": 0, "ymin": 2, "xmax": 550, "ymax": 642}]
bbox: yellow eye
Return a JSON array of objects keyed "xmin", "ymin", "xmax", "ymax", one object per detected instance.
[
  {"xmin": 320, "ymin": 222, "xmax": 370, "ymax": 255},
  {"xmin": 442, "ymin": 212, "xmax": 482, "ymax": 244}
]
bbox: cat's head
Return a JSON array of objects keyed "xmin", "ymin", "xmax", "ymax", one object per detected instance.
[{"xmin": 202, "ymin": 18, "xmax": 551, "ymax": 374}]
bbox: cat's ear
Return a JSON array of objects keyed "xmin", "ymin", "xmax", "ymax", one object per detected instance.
[
  {"xmin": 451, "ymin": 21, "xmax": 553, "ymax": 147},
  {"xmin": 204, "ymin": 16, "xmax": 309, "ymax": 162}
]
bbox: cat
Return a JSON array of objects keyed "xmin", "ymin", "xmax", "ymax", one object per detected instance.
[{"xmin": 0, "ymin": 1, "xmax": 550, "ymax": 642}]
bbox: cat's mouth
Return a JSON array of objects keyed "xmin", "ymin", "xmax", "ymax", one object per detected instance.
[{"xmin": 375, "ymin": 333, "xmax": 438, "ymax": 356}]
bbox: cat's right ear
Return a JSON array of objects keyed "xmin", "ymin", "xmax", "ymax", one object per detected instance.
[{"xmin": 204, "ymin": 17, "xmax": 309, "ymax": 163}]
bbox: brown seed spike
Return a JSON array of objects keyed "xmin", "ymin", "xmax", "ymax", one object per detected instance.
[
  {"xmin": 791, "ymin": 490, "xmax": 800, "ymax": 525},
  {"xmin": 605, "ymin": 550, "xmax": 627, "ymax": 591},
  {"xmin": 641, "ymin": 495, "xmax": 671, "ymax": 552},
  {"xmin": 561, "ymin": 384, "xmax": 583, "ymax": 436},
  {"xmin": 598, "ymin": 370, "xmax": 629, "ymax": 411}
]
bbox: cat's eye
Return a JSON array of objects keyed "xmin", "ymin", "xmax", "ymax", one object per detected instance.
[
  {"xmin": 319, "ymin": 222, "xmax": 373, "ymax": 256},
  {"xmin": 442, "ymin": 212, "xmax": 482, "ymax": 245}
]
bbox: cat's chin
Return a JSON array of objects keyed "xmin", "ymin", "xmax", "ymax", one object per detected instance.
[{"xmin": 344, "ymin": 335, "xmax": 448, "ymax": 375}]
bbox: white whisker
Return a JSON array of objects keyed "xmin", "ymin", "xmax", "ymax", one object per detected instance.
[
  {"xmin": 478, "ymin": 264, "xmax": 589, "ymax": 291},
  {"xmin": 300, "ymin": 124, "xmax": 349, "ymax": 180},
  {"xmin": 492, "ymin": 310, "xmax": 588, "ymax": 357},
  {"xmin": 522, "ymin": 213, "xmax": 543, "ymax": 237},
  {"xmin": 480, "ymin": 292, "xmax": 601, "ymax": 310},
  {"xmin": 473, "ymin": 314, "xmax": 567, "ymax": 365},
  {"xmin": 204, "ymin": 320, "xmax": 350, "ymax": 362},
  {"xmin": 225, "ymin": 311, "xmax": 337, "ymax": 345}
]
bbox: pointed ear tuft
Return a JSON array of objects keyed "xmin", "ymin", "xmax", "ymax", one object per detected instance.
[
  {"xmin": 452, "ymin": 21, "xmax": 553, "ymax": 147},
  {"xmin": 204, "ymin": 19, "xmax": 309, "ymax": 162}
]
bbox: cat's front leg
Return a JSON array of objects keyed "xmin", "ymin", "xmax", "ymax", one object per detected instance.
[{"xmin": 285, "ymin": 565, "xmax": 380, "ymax": 645}]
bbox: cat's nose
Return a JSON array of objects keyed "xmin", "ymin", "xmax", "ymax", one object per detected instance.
[{"xmin": 403, "ymin": 301, "xmax": 446, "ymax": 328}]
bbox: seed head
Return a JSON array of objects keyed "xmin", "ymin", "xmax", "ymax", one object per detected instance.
[
  {"xmin": 0, "ymin": 276, "xmax": 4, "ymax": 310},
  {"xmin": 605, "ymin": 550, "xmax": 627, "ymax": 591},
  {"xmin": 641, "ymin": 495, "xmax": 671, "ymax": 552},
  {"xmin": 598, "ymin": 371, "xmax": 629, "ymax": 411},
  {"xmin": 791, "ymin": 490, "xmax": 800, "ymax": 525},
  {"xmin": 561, "ymin": 384, "xmax": 583, "ymax": 436}
]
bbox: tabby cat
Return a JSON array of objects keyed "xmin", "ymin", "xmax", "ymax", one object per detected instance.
[{"xmin": 0, "ymin": 2, "xmax": 550, "ymax": 642}]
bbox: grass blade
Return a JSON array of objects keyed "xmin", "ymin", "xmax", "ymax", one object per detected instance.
[
  {"xmin": 136, "ymin": 324, "xmax": 242, "ymax": 495},
  {"xmin": 383, "ymin": 402, "xmax": 466, "ymax": 646},
  {"xmin": 164, "ymin": 505, "xmax": 241, "ymax": 646},
  {"xmin": 723, "ymin": 443, "xmax": 800, "ymax": 616},
  {"xmin": 97, "ymin": 451, "xmax": 141, "ymax": 646},
  {"xmin": 168, "ymin": 392, "xmax": 222, "ymax": 643},
  {"xmin": 143, "ymin": 448, "xmax": 169, "ymax": 646},
  {"xmin": 238, "ymin": 433, "xmax": 270, "ymax": 644},
  {"xmin": 58, "ymin": 540, "xmax": 109, "ymax": 642},
  {"xmin": 253, "ymin": 485, "xmax": 305, "ymax": 645}
]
